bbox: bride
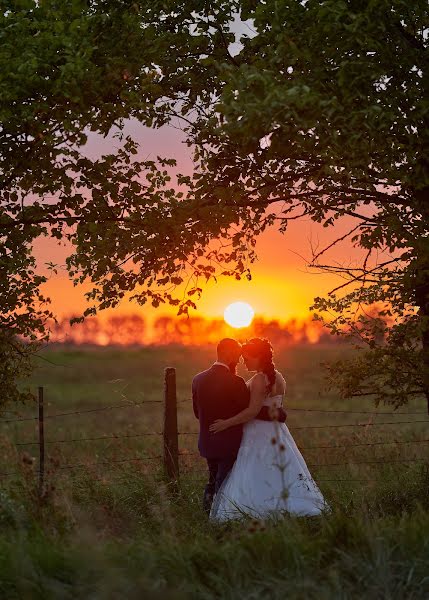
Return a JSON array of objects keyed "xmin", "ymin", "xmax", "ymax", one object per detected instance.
[{"xmin": 209, "ymin": 338, "xmax": 327, "ymax": 522}]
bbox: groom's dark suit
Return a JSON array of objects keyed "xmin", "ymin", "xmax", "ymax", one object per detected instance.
[{"xmin": 192, "ymin": 363, "xmax": 287, "ymax": 513}]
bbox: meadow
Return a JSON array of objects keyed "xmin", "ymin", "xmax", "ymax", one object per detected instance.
[{"xmin": 0, "ymin": 343, "xmax": 428, "ymax": 599}]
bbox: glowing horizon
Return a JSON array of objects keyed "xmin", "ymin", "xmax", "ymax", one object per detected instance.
[
  {"xmin": 48, "ymin": 309, "xmax": 329, "ymax": 346},
  {"xmin": 33, "ymin": 120, "xmax": 367, "ymax": 327},
  {"xmin": 37, "ymin": 218, "xmax": 361, "ymax": 325}
]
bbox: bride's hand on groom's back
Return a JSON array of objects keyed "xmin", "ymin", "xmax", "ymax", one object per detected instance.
[{"xmin": 210, "ymin": 419, "xmax": 228, "ymax": 433}]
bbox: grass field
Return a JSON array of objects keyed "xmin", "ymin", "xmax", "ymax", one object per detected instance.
[{"xmin": 0, "ymin": 343, "xmax": 428, "ymax": 599}]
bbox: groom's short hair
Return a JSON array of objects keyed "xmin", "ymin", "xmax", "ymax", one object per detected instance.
[{"xmin": 217, "ymin": 338, "xmax": 241, "ymax": 357}]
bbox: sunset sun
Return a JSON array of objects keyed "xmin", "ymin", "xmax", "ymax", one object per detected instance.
[{"xmin": 224, "ymin": 302, "xmax": 255, "ymax": 328}]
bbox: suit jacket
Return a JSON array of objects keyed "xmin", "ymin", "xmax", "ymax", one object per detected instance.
[{"xmin": 192, "ymin": 364, "xmax": 249, "ymax": 459}]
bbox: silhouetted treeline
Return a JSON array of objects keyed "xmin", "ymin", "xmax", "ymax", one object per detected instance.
[
  {"xmin": 50, "ymin": 314, "xmax": 147, "ymax": 346},
  {"xmin": 49, "ymin": 313, "xmax": 339, "ymax": 347}
]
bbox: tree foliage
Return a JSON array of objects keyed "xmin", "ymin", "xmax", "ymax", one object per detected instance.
[
  {"xmin": 180, "ymin": 0, "xmax": 429, "ymax": 410},
  {"xmin": 0, "ymin": 0, "xmax": 237, "ymax": 403},
  {"xmin": 1, "ymin": 0, "xmax": 428, "ymax": 409}
]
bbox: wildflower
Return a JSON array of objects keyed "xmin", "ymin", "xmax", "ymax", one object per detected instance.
[
  {"xmin": 21, "ymin": 452, "xmax": 34, "ymax": 465},
  {"xmin": 49, "ymin": 456, "xmax": 60, "ymax": 468}
]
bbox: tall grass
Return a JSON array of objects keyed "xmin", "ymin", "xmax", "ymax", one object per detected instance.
[
  {"xmin": 0, "ymin": 345, "xmax": 427, "ymax": 599},
  {"xmin": 0, "ymin": 465, "xmax": 428, "ymax": 599}
]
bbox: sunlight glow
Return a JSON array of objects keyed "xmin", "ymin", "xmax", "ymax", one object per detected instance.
[{"xmin": 224, "ymin": 302, "xmax": 255, "ymax": 328}]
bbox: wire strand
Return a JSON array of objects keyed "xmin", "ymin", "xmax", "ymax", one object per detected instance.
[
  {"xmin": 177, "ymin": 399, "xmax": 427, "ymax": 415},
  {"xmin": 0, "ymin": 400, "xmax": 162, "ymax": 423},
  {"xmin": 299, "ymin": 438, "xmax": 429, "ymax": 450},
  {"xmin": 178, "ymin": 420, "xmax": 428, "ymax": 435},
  {"xmin": 291, "ymin": 420, "xmax": 428, "ymax": 430},
  {"xmin": 15, "ymin": 432, "xmax": 162, "ymax": 446},
  {"xmin": 287, "ymin": 407, "xmax": 427, "ymax": 416},
  {"xmin": 309, "ymin": 458, "xmax": 428, "ymax": 467}
]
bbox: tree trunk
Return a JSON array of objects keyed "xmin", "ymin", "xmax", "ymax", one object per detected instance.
[
  {"xmin": 409, "ymin": 171, "xmax": 429, "ymax": 413},
  {"xmin": 417, "ymin": 269, "xmax": 429, "ymax": 415},
  {"xmin": 422, "ymin": 313, "xmax": 429, "ymax": 415}
]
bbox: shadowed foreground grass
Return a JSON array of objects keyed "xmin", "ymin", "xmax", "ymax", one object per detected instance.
[
  {"xmin": 0, "ymin": 345, "xmax": 428, "ymax": 598},
  {"xmin": 0, "ymin": 464, "xmax": 428, "ymax": 600}
]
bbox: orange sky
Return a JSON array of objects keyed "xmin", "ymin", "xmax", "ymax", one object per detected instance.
[{"xmin": 34, "ymin": 118, "xmax": 366, "ymax": 325}]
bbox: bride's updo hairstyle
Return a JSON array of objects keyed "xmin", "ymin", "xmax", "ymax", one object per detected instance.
[{"xmin": 242, "ymin": 338, "xmax": 276, "ymax": 394}]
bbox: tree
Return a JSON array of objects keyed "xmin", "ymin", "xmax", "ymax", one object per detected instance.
[
  {"xmin": 0, "ymin": 0, "xmax": 237, "ymax": 404},
  {"xmin": 1, "ymin": 1, "xmax": 428, "ymax": 410},
  {"xmin": 177, "ymin": 0, "xmax": 429, "ymax": 410},
  {"xmin": 223, "ymin": 0, "xmax": 428, "ymax": 411}
]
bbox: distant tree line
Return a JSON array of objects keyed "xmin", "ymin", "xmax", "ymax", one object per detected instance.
[
  {"xmin": 49, "ymin": 314, "xmax": 341, "ymax": 347},
  {"xmin": 50, "ymin": 314, "xmax": 146, "ymax": 346}
]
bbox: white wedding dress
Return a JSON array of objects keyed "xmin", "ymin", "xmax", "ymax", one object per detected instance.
[{"xmin": 210, "ymin": 379, "xmax": 327, "ymax": 522}]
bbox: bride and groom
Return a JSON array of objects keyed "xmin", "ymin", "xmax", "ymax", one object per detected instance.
[{"xmin": 192, "ymin": 337, "xmax": 327, "ymax": 522}]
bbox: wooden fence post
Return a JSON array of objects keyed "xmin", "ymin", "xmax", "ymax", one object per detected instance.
[
  {"xmin": 38, "ymin": 386, "xmax": 45, "ymax": 497},
  {"xmin": 163, "ymin": 367, "xmax": 179, "ymax": 486}
]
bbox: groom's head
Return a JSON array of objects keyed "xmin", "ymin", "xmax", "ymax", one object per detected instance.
[{"xmin": 217, "ymin": 338, "xmax": 242, "ymax": 369}]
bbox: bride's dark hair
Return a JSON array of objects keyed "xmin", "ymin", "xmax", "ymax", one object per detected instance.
[{"xmin": 242, "ymin": 338, "xmax": 276, "ymax": 394}]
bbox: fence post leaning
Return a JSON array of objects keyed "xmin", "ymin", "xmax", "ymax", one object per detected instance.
[
  {"xmin": 163, "ymin": 367, "xmax": 179, "ymax": 487},
  {"xmin": 38, "ymin": 386, "xmax": 45, "ymax": 497}
]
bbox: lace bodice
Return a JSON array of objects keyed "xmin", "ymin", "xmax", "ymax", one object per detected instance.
[
  {"xmin": 262, "ymin": 394, "xmax": 283, "ymax": 408},
  {"xmin": 246, "ymin": 372, "xmax": 285, "ymax": 408}
]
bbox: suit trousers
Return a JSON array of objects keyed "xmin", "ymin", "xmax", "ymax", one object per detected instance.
[{"xmin": 203, "ymin": 456, "xmax": 236, "ymax": 514}]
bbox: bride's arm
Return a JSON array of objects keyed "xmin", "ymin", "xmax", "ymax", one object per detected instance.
[{"xmin": 209, "ymin": 374, "xmax": 267, "ymax": 433}]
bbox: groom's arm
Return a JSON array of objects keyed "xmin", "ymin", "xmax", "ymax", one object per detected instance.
[
  {"xmin": 257, "ymin": 406, "xmax": 287, "ymax": 422},
  {"xmin": 232, "ymin": 376, "xmax": 287, "ymax": 422}
]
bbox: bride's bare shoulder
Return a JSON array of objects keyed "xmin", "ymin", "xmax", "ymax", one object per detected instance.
[
  {"xmin": 275, "ymin": 370, "xmax": 287, "ymax": 393},
  {"xmin": 275, "ymin": 369, "xmax": 286, "ymax": 381},
  {"xmin": 247, "ymin": 372, "xmax": 266, "ymax": 388}
]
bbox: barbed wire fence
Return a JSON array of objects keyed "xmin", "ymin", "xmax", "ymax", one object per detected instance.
[{"xmin": 0, "ymin": 367, "xmax": 428, "ymax": 494}]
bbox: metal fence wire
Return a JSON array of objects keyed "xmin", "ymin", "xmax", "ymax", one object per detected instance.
[{"xmin": 0, "ymin": 370, "xmax": 427, "ymax": 490}]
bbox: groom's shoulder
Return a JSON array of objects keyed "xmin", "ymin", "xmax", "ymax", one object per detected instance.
[
  {"xmin": 192, "ymin": 367, "xmax": 214, "ymax": 383},
  {"xmin": 193, "ymin": 366, "xmax": 234, "ymax": 384}
]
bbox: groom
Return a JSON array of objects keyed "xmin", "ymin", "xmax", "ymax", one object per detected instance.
[{"xmin": 192, "ymin": 338, "xmax": 287, "ymax": 514}]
